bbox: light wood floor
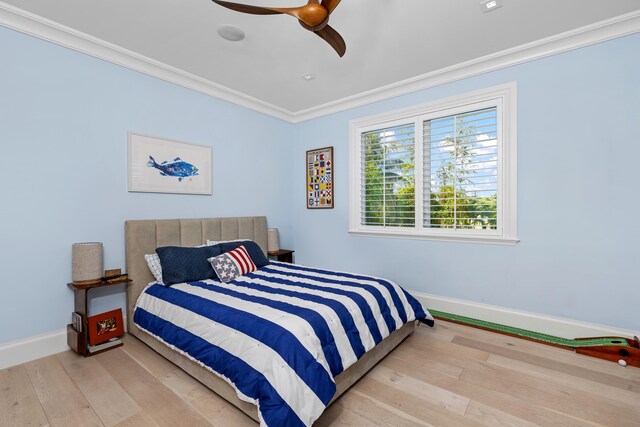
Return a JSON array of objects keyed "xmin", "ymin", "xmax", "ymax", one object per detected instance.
[{"xmin": 2, "ymin": 320, "xmax": 639, "ymax": 427}]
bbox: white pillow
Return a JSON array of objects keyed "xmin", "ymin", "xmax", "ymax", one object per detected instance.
[
  {"xmin": 206, "ymin": 238, "xmax": 250, "ymax": 246},
  {"xmin": 144, "ymin": 253, "xmax": 164, "ymax": 284}
]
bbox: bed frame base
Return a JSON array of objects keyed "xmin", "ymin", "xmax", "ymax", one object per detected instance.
[{"xmin": 129, "ymin": 321, "xmax": 415, "ymax": 422}]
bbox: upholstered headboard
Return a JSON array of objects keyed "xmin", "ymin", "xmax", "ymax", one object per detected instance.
[{"xmin": 124, "ymin": 216, "xmax": 268, "ymax": 331}]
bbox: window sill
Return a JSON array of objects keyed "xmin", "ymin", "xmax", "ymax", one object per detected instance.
[{"xmin": 348, "ymin": 229, "xmax": 519, "ymax": 245}]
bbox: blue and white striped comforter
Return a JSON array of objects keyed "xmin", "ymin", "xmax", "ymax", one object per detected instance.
[{"xmin": 134, "ymin": 262, "xmax": 433, "ymax": 427}]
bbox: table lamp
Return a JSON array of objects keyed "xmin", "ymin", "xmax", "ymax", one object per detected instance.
[
  {"xmin": 267, "ymin": 228, "xmax": 280, "ymax": 254},
  {"xmin": 72, "ymin": 242, "xmax": 103, "ymax": 284}
]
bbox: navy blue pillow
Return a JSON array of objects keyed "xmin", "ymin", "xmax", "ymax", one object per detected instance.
[
  {"xmin": 156, "ymin": 245, "xmax": 223, "ymax": 285},
  {"xmin": 218, "ymin": 240, "xmax": 269, "ymax": 268}
]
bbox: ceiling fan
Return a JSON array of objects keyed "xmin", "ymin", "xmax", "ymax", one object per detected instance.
[{"xmin": 211, "ymin": 0, "xmax": 346, "ymax": 57}]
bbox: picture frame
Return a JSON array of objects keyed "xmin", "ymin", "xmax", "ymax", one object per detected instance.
[
  {"xmin": 306, "ymin": 146, "xmax": 334, "ymax": 209},
  {"xmin": 128, "ymin": 132, "xmax": 212, "ymax": 195},
  {"xmin": 88, "ymin": 309, "xmax": 124, "ymax": 345}
]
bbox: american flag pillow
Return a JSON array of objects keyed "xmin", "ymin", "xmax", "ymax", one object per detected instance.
[{"xmin": 208, "ymin": 245, "xmax": 257, "ymax": 283}]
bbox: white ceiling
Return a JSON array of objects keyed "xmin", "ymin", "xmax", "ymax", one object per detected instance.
[{"xmin": 2, "ymin": 0, "xmax": 640, "ymax": 118}]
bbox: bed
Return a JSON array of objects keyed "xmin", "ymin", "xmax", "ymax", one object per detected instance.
[{"xmin": 125, "ymin": 216, "xmax": 433, "ymax": 426}]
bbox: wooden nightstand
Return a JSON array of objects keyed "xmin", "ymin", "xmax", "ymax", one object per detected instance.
[
  {"xmin": 268, "ymin": 249, "xmax": 295, "ymax": 263},
  {"xmin": 67, "ymin": 278, "xmax": 131, "ymax": 356}
]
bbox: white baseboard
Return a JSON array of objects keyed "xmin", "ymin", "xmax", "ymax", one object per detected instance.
[
  {"xmin": 0, "ymin": 314, "xmax": 129, "ymax": 370},
  {"xmin": 0, "ymin": 328, "xmax": 68, "ymax": 370},
  {"xmin": 2, "ymin": 297, "xmax": 637, "ymax": 370},
  {"xmin": 413, "ymin": 291, "xmax": 639, "ymax": 340}
]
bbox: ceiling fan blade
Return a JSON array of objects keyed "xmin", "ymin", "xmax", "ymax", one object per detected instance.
[
  {"xmin": 269, "ymin": 6, "xmax": 310, "ymax": 21},
  {"xmin": 320, "ymin": 0, "xmax": 342, "ymax": 14},
  {"xmin": 212, "ymin": 0, "xmax": 345, "ymax": 57},
  {"xmin": 314, "ymin": 25, "xmax": 346, "ymax": 57},
  {"xmin": 212, "ymin": 1, "xmax": 313, "ymax": 25},
  {"xmin": 211, "ymin": 0, "xmax": 283, "ymax": 15}
]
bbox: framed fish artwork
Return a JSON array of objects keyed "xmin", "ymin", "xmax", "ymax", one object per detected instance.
[
  {"xmin": 306, "ymin": 146, "xmax": 334, "ymax": 209},
  {"xmin": 128, "ymin": 132, "xmax": 212, "ymax": 195}
]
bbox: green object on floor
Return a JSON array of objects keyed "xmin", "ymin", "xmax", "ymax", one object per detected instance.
[{"xmin": 429, "ymin": 309, "xmax": 630, "ymax": 348}]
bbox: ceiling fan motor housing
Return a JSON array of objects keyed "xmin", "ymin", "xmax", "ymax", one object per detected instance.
[{"xmin": 297, "ymin": 4, "xmax": 329, "ymax": 30}]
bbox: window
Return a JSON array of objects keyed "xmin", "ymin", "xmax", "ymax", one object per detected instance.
[
  {"xmin": 361, "ymin": 122, "xmax": 416, "ymax": 227},
  {"xmin": 350, "ymin": 84, "xmax": 517, "ymax": 244}
]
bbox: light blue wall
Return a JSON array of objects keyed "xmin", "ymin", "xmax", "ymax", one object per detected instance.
[
  {"xmin": 0, "ymin": 26, "xmax": 294, "ymax": 344},
  {"xmin": 1, "ymin": 25, "xmax": 638, "ymax": 345},
  {"xmin": 290, "ymin": 33, "xmax": 640, "ymax": 332}
]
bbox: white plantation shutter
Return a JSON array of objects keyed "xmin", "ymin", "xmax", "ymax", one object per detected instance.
[
  {"xmin": 423, "ymin": 107, "xmax": 498, "ymax": 231},
  {"xmin": 350, "ymin": 84, "xmax": 517, "ymax": 244},
  {"xmin": 360, "ymin": 123, "xmax": 415, "ymax": 227}
]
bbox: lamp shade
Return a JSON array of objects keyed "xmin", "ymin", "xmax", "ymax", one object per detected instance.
[
  {"xmin": 267, "ymin": 228, "xmax": 280, "ymax": 253},
  {"xmin": 72, "ymin": 242, "xmax": 103, "ymax": 284}
]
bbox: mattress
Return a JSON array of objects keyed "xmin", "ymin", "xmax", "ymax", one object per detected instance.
[{"xmin": 134, "ymin": 261, "xmax": 433, "ymax": 426}]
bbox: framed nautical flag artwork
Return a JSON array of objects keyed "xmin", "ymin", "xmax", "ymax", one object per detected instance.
[
  {"xmin": 306, "ymin": 146, "xmax": 334, "ymax": 209},
  {"xmin": 128, "ymin": 132, "xmax": 212, "ymax": 195}
]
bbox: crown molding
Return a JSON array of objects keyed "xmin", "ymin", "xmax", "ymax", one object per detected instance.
[
  {"xmin": 289, "ymin": 10, "xmax": 640, "ymax": 122},
  {"xmin": 0, "ymin": 1, "xmax": 293, "ymax": 122},
  {"xmin": 1, "ymin": 2, "xmax": 639, "ymax": 124}
]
